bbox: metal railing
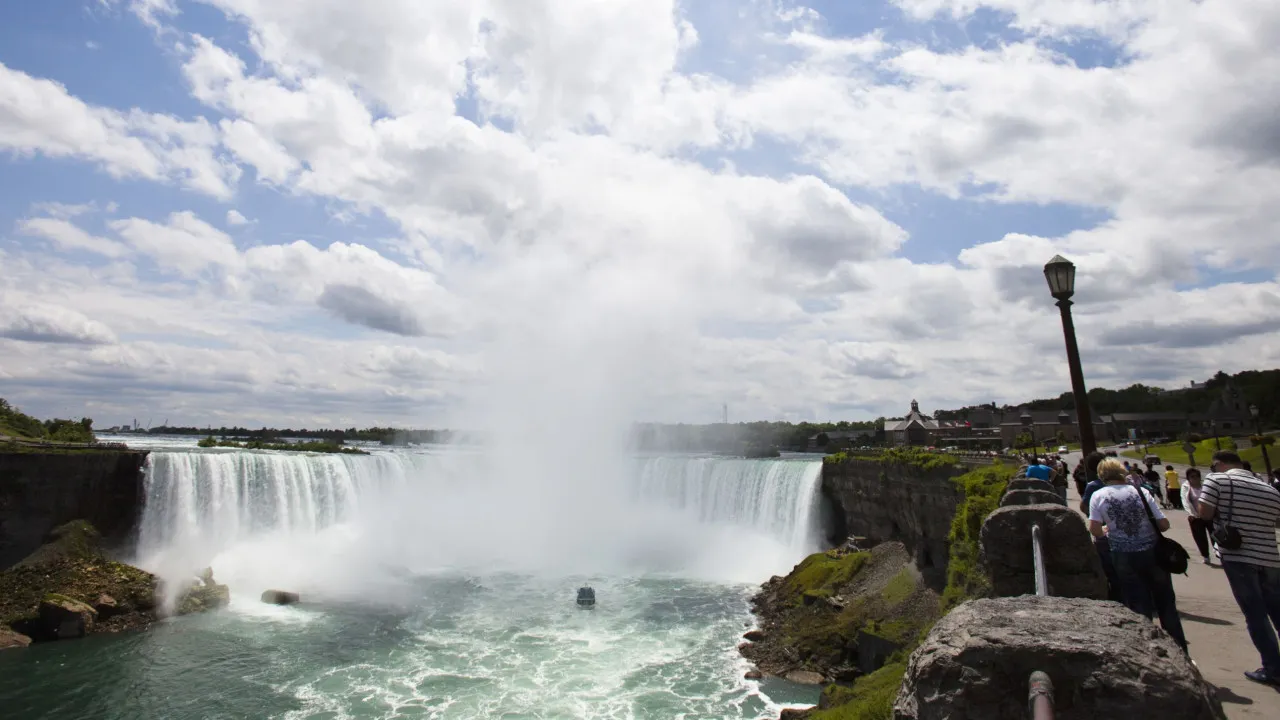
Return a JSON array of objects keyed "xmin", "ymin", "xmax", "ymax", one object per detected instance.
[
  {"xmin": 1028, "ymin": 671, "xmax": 1055, "ymax": 719},
  {"xmin": 1031, "ymin": 523, "xmax": 1048, "ymax": 596}
]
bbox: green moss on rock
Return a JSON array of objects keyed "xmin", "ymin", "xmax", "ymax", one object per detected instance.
[
  {"xmin": 786, "ymin": 551, "xmax": 871, "ymax": 604},
  {"xmin": 810, "ymin": 661, "xmax": 907, "ymax": 720},
  {"xmin": 941, "ymin": 463, "xmax": 1013, "ymax": 609}
]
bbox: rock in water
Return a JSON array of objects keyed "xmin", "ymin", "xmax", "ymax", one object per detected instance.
[
  {"xmin": 744, "ymin": 669, "xmax": 764, "ymax": 680},
  {"xmin": 894, "ymin": 595, "xmax": 1225, "ymax": 719},
  {"xmin": 176, "ymin": 583, "xmax": 231, "ymax": 615},
  {"xmin": 260, "ymin": 590, "xmax": 301, "ymax": 606},
  {"xmin": 39, "ymin": 594, "xmax": 97, "ymax": 639},
  {"xmin": 742, "ymin": 629, "xmax": 766, "ymax": 642},
  {"xmin": 784, "ymin": 670, "xmax": 826, "ymax": 685},
  {"xmin": 779, "ymin": 708, "xmax": 813, "ymax": 719},
  {"xmin": 0, "ymin": 626, "xmax": 32, "ymax": 650}
]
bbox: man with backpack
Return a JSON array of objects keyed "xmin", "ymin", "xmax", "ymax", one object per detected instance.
[{"xmin": 1199, "ymin": 450, "xmax": 1280, "ymax": 686}]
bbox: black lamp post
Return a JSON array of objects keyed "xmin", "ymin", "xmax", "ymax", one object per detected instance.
[
  {"xmin": 1211, "ymin": 419, "xmax": 1221, "ymax": 450},
  {"xmin": 1250, "ymin": 404, "xmax": 1273, "ymax": 477},
  {"xmin": 1044, "ymin": 255, "xmax": 1098, "ymax": 456}
]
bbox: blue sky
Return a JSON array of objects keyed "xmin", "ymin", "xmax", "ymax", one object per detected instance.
[{"xmin": 1, "ymin": 0, "xmax": 1277, "ymax": 427}]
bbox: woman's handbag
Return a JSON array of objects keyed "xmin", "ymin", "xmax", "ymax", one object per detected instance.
[
  {"xmin": 1211, "ymin": 473, "xmax": 1244, "ymax": 550},
  {"xmin": 1141, "ymin": 487, "xmax": 1190, "ymax": 574}
]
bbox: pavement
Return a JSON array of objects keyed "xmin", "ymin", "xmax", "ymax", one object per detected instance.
[{"xmin": 1058, "ymin": 449, "xmax": 1280, "ymax": 718}]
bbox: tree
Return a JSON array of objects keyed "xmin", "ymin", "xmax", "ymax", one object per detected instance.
[{"xmin": 815, "ymin": 432, "xmax": 830, "ymax": 448}]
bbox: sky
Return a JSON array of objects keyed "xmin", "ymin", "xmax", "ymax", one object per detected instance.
[{"xmin": 1, "ymin": 0, "xmax": 1279, "ymax": 429}]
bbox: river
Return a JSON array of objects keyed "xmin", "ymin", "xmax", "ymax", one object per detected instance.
[{"xmin": 0, "ymin": 438, "xmax": 827, "ymax": 719}]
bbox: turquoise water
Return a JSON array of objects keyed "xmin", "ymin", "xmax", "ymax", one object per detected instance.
[
  {"xmin": 0, "ymin": 574, "xmax": 818, "ymax": 719},
  {"xmin": 1, "ymin": 445, "xmax": 825, "ymax": 718}
]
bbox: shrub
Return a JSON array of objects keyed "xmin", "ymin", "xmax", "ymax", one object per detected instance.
[
  {"xmin": 941, "ymin": 463, "xmax": 1014, "ymax": 609},
  {"xmin": 810, "ymin": 661, "xmax": 907, "ymax": 720}
]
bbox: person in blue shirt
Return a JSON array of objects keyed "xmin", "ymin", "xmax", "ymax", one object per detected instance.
[{"xmin": 1026, "ymin": 457, "xmax": 1055, "ymax": 482}]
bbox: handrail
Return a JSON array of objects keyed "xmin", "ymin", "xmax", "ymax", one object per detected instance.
[
  {"xmin": 1028, "ymin": 671, "xmax": 1055, "ymax": 719},
  {"xmin": 1031, "ymin": 523, "xmax": 1048, "ymax": 597}
]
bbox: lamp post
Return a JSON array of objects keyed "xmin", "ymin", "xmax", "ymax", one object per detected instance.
[
  {"xmin": 1250, "ymin": 404, "xmax": 1273, "ymax": 477},
  {"xmin": 1211, "ymin": 419, "xmax": 1221, "ymax": 450},
  {"xmin": 1044, "ymin": 255, "xmax": 1098, "ymax": 456}
]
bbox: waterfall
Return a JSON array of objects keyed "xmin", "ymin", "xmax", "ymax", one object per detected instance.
[
  {"xmin": 632, "ymin": 456, "xmax": 824, "ymax": 555},
  {"xmin": 136, "ymin": 447, "xmax": 825, "ymax": 590}
]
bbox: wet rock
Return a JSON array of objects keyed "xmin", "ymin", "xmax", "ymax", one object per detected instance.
[
  {"xmin": 743, "ymin": 629, "xmax": 765, "ymax": 642},
  {"xmin": 779, "ymin": 708, "xmax": 813, "ymax": 719},
  {"xmin": 785, "ymin": 670, "xmax": 826, "ymax": 685},
  {"xmin": 1000, "ymin": 488, "xmax": 1065, "ymax": 507},
  {"xmin": 39, "ymin": 594, "xmax": 97, "ymax": 639},
  {"xmin": 93, "ymin": 593, "xmax": 121, "ymax": 619},
  {"xmin": 0, "ymin": 626, "xmax": 32, "ymax": 650},
  {"xmin": 176, "ymin": 583, "xmax": 231, "ymax": 615},
  {"xmin": 980, "ymin": 504, "xmax": 1108, "ymax": 599},
  {"xmin": 260, "ymin": 589, "xmax": 301, "ymax": 606},
  {"xmin": 829, "ymin": 665, "xmax": 862, "ymax": 682},
  {"xmin": 894, "ymin": 596, "xmax": 1225, "ymax": 720},
  {"xmin": 745, "ymin": 669, "xmax": 764, "ymax": 680}
]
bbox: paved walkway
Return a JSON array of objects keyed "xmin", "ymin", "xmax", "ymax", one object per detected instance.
[{"xmin": 1061, "ymin": 450, "xmax": 1280, "ymax": 718}]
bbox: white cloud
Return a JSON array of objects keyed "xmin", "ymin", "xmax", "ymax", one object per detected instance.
[
  {"xmin": 4, "ymin": 0, "xmax": 1280, "ymax": 426},
  {"xmin": 110, "ymin": 211, "xmax": 241, "ymax": 277},
  {"xmin": 19, "ymin": 217, "xmax": 128, "ymax": 258},
  {"xmin": 0, "ymin": 300, "xmax": 117, "ymax": 345},
  {"xmin": 0, "ymin": 62, "xmax": 238, "ymax": 198}
]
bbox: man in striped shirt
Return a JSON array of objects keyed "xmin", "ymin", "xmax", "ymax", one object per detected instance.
[{"xmin": 1200, "ymin": 450, "xmax": 1280, "ymax": 686}]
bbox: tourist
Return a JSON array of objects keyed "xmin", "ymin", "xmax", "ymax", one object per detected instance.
[
  {"xmin": 1025, "ymin": 457, "xmax": 1055, "ymax": 483},
  {"xmin": 1080, "ymin": 451, "xmax": 1122, "ymax": 602},
  {"xmin": 1199, "ymin": 451, "xmax": 1280, "ymax": 686},
  {"xmin": 1165, "ymin": 465, "xmax": 1183, "ymax": 510},
  {"xmin": 1089, "ymin": 458, "xmax": 1189, "ymax": 651},
  {"xmin": 1145, "ymin": 462, "xmax": 1166, "ymax": 507},
  {"xmin": 1073, "ymin": 462, "xmax": 1088, "ymax": 497},
  {"xmin": 1182, "ymin": 469, "xmax": 1211, "ymax": 565},
  {"xmin": 1050, "ymin": 459, "xmax": 1069, "ymax": 504}
]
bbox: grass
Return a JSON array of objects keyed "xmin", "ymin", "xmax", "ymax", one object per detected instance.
[
  {"xmin": 785, "ymin": 551, "xmax": 871, "ymax": 605},
  {"xmin": 809, "ymin": 661, "xmax": 908, "ymax": 720},
  {"xmin": 1121, "ymin": 437, "xmax": 1275, "ymax": 469},
  {"xmin": 824, "ymin": 447, "xmax": 959, "ymax": 472},
  {"xmin": 940, "ymin": 463, "xmax": 1014, "ymax": 609},
  {"xmin": 880, "ymin": 569, "xmax": 916, "ymax": 607}
]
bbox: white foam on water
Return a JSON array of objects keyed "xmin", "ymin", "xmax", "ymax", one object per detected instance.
[{"xmin": 134, "ymin": 445, "xmax": 826, "ymax": 718}]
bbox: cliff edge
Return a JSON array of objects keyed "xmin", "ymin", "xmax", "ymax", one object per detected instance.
[{"xmin": 0, "ymin": 448, "xmax": 148, "ymax": 568}]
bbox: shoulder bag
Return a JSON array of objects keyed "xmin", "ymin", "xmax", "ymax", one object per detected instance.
[
  {"xmin": 1211, "ymin": 474, "xmax": 1244, "ymax": 551},
  {"xmin": 1141, "ymin": 487, "xmax": 1190, "ymax": 575}
]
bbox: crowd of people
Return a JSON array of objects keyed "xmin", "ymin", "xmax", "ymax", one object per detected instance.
[{"xmin": 1059, "ymin": 447, "xmax": 1280, "ymax": 687}]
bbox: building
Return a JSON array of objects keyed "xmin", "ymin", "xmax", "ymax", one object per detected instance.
[
  {"xmin": 806, "ymin": 429, "xmax": 879, "ymax": 451},
  {"xmin": 998, "ymin": 409, "xmax": 1109, "ymax": 449},
  {"xmin": 883, "ymin": 400, "xmax": 941, "ymax": 447}
]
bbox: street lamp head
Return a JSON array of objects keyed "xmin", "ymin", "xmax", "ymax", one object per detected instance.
[
  {"xmin": 1251, "ymin": 404, "xmax": 1260, "ymax": 419},
  {"xmin": 1044, "ymin": 255, "xmax": 1076, "ymax": 300}
]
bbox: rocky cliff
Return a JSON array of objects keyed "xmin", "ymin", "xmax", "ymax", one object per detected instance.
[
  {"xmin": 820, "ymin": 458, "xmax": 964, "ymax": 590},
  {"xmin": 0, "ymin": 450, "xmax": 148, "ymax": 568}
]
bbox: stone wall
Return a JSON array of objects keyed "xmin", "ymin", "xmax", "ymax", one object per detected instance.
[
  {"xmin": 0, "ymin": 450, "xmax": 148, "ymax": 568},
  {"xmin": 820, "ymin": 460, "xmax": 964, "ymax": 590}
]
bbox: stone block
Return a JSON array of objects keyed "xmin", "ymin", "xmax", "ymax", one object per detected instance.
[
  {"xmin": 1001, "ymin": 488, "xmax": 1065, "ymax": 507},
  {"xmin": 980, "ymin": 504, "xmax": 1107, "ymax": 599},
  {"xmin": 894, "ymin": 596, "xmax": 1224, "ymax": 719}
]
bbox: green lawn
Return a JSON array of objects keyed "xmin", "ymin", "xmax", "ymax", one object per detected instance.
[{"xmin": 1121, "ymin": 438, "xmax": 1275, "ymax": 469}]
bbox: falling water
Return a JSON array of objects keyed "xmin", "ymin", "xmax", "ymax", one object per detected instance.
[
  {"xmin": 6, "ymin": 444, "xmax": 834, "ymax": 719},
  {"xmin": 136, "ymin": 447, "xmax": 825, "ymax": 590}
]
